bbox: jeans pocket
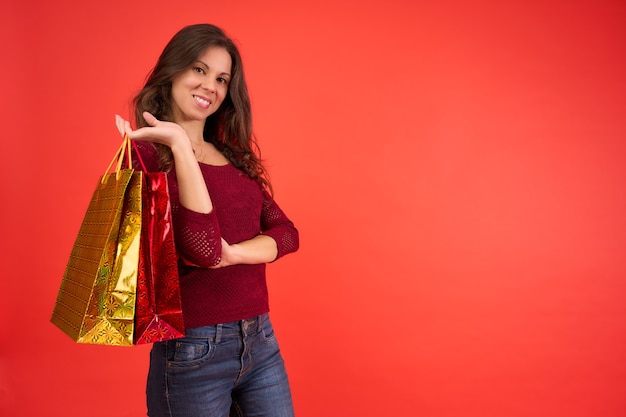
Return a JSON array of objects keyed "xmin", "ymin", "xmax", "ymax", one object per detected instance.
[
  {"xmin": 261, "ymin": 318, "xmax": 277, "ymax": 344},
  {"xmin": 167, "ymin": 338, "xmax": 214, "ymax": 367}
]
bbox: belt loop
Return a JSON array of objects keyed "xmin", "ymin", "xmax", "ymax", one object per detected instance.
[
  {"xmin": 257, "ymin": 314, "xmax": 263, "ymax": 332},
  {"xmin": 215, "ymin": 324, "xmax": 223, "ymax": 344}
]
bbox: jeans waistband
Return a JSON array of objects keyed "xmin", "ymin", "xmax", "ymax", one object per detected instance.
[{"xmin": 182, "ymin": 313, "xmax": 267, "ymax": 342}]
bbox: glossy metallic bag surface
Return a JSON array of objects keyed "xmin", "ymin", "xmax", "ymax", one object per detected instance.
[
  {"xmin": 51, "ymin": 137, "xmax": 141, "ymax": 346},
  {"xmin": 133, "ymin": 166, "xmax": 185, "ymax": 344}
]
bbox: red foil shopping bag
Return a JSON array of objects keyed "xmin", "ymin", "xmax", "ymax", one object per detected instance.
[{"xmin": 133, "ymin": 144, "xmax": 185, "ymax": 344}]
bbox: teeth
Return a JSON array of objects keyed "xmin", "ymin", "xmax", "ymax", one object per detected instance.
[{"xmin": 194, "ymin": 96, "xmax": 210, "ymax": 106}]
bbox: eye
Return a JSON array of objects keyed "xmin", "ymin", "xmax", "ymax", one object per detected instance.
[
  {"xmin": 192, "ymin": 67, "xmax": 205, "ymax": 74},
  {"xmin": 217, "ymin": 77, "xmax": 229, "ymax": 85}
]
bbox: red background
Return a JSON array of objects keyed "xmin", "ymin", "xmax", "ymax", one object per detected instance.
[{"xmin": 2, "ymin": 0, "xmax": 626, "ymax": 416}]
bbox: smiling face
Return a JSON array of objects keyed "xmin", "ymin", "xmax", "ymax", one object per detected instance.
[{"xmin": 170, "ymin": 46, "xmax": 232, "ymax": 126}]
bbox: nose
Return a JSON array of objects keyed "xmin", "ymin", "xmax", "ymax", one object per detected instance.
[{"xmin": 201, "ymin": 77, "xmax": 216, "ymax": 92}]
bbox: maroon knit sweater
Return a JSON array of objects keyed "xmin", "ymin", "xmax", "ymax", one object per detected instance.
[{"xmin": 132, "ymin": 141, "xmax": 299, "ymax": 328}]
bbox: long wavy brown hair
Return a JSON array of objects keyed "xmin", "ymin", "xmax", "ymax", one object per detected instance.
[{"xmin": 132, "ymin": 24, "xmax": 272, "ymax": 196}]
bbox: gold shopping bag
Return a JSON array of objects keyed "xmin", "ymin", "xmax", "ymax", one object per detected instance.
[{"xmin": 51, "ymin": 136, "xmax": 142, "ymax": 346}]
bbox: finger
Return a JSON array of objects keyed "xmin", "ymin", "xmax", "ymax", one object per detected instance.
[
  {"xmin": 114, "ymin": 115, "xmax": 125, "ymax": 137},
  {"xmin": 124, "ymin": 120, "xmax": 133, "ymax": 137},
  {"xmin": 126, "ymin": 125, "xmax": 159, "ymax": 141}
]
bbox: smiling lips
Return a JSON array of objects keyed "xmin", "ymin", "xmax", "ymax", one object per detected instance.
[{"xmin": 193, "ymin": 95, "xmax": 212, "ymax": 109}]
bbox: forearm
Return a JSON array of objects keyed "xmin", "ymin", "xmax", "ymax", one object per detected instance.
[
  {"xmin": 170, "ymin": 142, "xmax": 213, "ymax": 214},
  {"xmin": 217, "ymin": 235, "xmax": 278, "ymax": 267}
]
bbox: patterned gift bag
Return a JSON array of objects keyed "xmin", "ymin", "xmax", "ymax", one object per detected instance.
[{"xmin": 51, "ymin": 136, "xmax": 141, "ymax": 346}]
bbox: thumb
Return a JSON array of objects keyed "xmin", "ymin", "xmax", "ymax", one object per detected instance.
[{"xmin": 143, "ymin": 111, "xmax": 159, "ymax": 126}]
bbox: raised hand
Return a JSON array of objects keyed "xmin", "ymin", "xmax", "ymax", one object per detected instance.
[{"xmin": 115, "ymin": 112, "xmax": 189, "ymax": 150}]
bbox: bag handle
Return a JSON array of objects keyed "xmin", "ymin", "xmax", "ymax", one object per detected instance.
[
  {"xmin": 130, "ymin": 139, "xmax": 148, "ymax": 173},
  {"xmin": 102, "ymin": 135, "xmax": 132, "ymax": 183}
]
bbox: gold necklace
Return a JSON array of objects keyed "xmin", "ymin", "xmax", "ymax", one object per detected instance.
[{"xmin": 192, "ymin": 143, "xmax": 205, "ymax": 160}]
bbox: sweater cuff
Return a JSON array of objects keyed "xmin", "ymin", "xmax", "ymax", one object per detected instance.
[
  {"xmin": 176, "ymin": 203, "xmax": 218, "ymax": 224},
  {"xmin": 261, "ymin": 227, "xmax": 298, "ymax": 262}
]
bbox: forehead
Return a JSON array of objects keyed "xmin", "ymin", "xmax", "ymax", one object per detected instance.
[{"xmin": 196, "ymin": 46, "xmax": 232, "ymax": 74}]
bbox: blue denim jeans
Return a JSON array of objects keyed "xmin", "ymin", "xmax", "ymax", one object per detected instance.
[{"xmin": 146, "ymin": 313, "xmax": 294, "ymax": 417}]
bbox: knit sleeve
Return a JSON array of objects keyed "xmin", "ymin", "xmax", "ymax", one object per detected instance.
[
  {"xmin": 171, "ymin": 203, "xmax": 222, "ymax": 267},
  {"xmin": 260, "ymin": 193, "xmax": 299, "ymax": 261}
]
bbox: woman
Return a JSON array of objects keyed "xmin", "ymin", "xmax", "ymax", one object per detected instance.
[{"xmin": 115, "ymin": 24, "xmax": 299, "ymax": 417}]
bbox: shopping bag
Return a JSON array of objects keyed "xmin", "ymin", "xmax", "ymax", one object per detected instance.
[
  {"xmin": 132, "ymin": 142, "xmax": 185, "ymax": 344},
  {"xmin": 51, "ymin": 136, "xmax": 141, "ymax": 346}
]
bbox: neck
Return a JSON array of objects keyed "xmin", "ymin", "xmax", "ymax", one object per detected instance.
[{"xmin": 177, "ymin": 119, "xmax": 206, "ymax": 145}]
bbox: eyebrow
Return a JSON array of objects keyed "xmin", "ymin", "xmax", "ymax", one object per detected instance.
[{"xmin": 196, "ymin": 60, "xmax": 231, "ymax": 77}]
